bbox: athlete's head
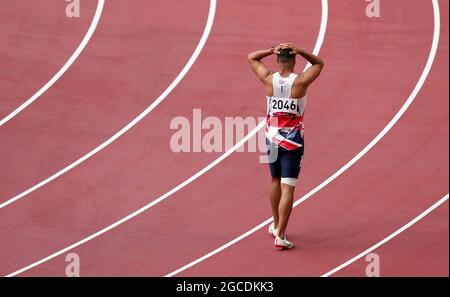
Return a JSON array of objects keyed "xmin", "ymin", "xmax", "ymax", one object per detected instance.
[{"xmin": 277, "ymin": 48, "xmax": 296, "ymax": 67}]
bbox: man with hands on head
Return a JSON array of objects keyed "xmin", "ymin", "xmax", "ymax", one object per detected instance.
[{"xmin": 247, "ymin": 43, "xmax": 324, "ymax": 249}]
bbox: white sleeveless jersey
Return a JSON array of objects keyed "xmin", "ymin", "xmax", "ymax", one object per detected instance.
[{"xmin": 266, "ymin": 72, "xmax": 306, "ymax": 150}]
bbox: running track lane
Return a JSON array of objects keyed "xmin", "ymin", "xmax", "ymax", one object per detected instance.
[
  {"xmin": 330, "ymin": 197, "xmax": 449, "ymax": 276},
  {"xmin": 0, "ymin": 0, "xmax": 104, "ymax": 127},
  {"xmin": 8, "ymin": 0, "xmax": 445, "ymax": 276},
  {"xmin": 1, "ymin": 0, "xmax": 323, "ymax": 275},
  {"xmin": 0, "ymin": 0, "xmax": 98, "ymax": 122},
  {"xmin": 170, "ymin": 0, "xmax": 448, "ymax": 276},
  {"xmin": 0, "ymin": 0, "xmax": 209, "ymax": 202}
]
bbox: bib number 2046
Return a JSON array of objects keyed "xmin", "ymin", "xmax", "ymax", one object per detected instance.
[{"xmin": 272, "ymin": 99, "xmax": 297, "ymax": 111}]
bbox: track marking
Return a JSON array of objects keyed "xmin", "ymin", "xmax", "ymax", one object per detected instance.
[
  {"xmin": 165, "ymin": 0, "xmax": 440, "ymax": 277},
  {"xmin": 0, "ymin": 0, "xmax": 217, "ymax": 210},
  {"xmin": 7, "ymin": 0, "xmax": 440, "ymax": 276},
  {"xmin": 4, "ymin": 0, "xmax": 327, "ymax": 277},
  {"xmin": 0, "ymin": 0, "xmax": 105, "ymax": 127},
  {"xmin": 322, "ymin": 193, "xmax": 449, "ymax": 277}
]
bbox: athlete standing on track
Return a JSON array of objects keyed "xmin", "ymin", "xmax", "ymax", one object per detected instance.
[{"xmin": 247, "ymin": 43, "xmax": 324, "ymax": 249}]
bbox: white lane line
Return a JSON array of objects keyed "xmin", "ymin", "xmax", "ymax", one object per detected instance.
[
  {"xmin": 322, "ymin": 193, "xmax": 449, "ymax": 277},
  {"xmin": 165, "ymin": 0, "xmax": 440, "ymax": 277},
  {"xmin": 0, "ymin": 0, "xmax": 217, "ymax": 210},
  {"xmin": 5, "ymin": 0, "xmax": 326, "ymax": 277},
  {"xmin": 0, "ymin": 0, "xmax": 105, "ymax": 127}
]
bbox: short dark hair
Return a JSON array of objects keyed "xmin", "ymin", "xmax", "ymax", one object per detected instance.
[{"xmin": 277, "ymin": 48, "xmax": 294, "ymax": 63}]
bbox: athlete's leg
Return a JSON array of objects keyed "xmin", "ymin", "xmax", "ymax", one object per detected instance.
[
  {"xmin": 268, "ymin": 145, "xmax": 281, "ymax": 229},
  {"xmin": 277, "ymin": 182, "xmax": 295, "ymax": 239},
  {"xmin": 276, "ymin": 145, "xmax": 303, "ymax": 240},
  {"xmin": 269, "ymin": 177, "xmax": 281, "ymax": 228}
]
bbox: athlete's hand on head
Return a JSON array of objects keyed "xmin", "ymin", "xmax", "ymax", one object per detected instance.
[
  {"xmin": 273, "ymin": 43, "xmax": 302, "ymax": 55},
  {"xmin": 280, "ymin": 43, "xmax": 302, "ymax": 55},
  {"xmin": 275, "ymin": 43, "xmax": 301, "ymax": 55},
  {"xmin": 273, "ymin": 43, "xmax": 294, "ymax": 54},
  {"xmin": 272, "ymin": 44, "xmax": 283, "ymax": 54}
]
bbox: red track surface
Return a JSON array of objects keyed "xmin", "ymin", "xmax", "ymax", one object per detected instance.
[
  {"xmin": 0, "ymin": 0, "xmax": 96, "ymax": 120},
  {"xmin": 0, "ymin": 0, "xmax": 448, "ymax": 276}
]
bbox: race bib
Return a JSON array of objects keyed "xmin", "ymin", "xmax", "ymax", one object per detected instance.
[{"xmin": 269, "ymin": 97, "xmax": 300, "ymax": 116}]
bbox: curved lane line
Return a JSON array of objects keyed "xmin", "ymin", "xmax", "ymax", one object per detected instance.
[
  {"xmin": 5, "ymin": 0, "xmax": 326, "ymax": 277},
  {"xmin": 0, "ymin": 0, "xmax": 217, "ymax": 210},
  {"xmin": 322, "ymin": 193, "xmax": 449, "ymax": 277},
  {"xmin": 165, "ymin": 0, "xmax": 440, "ymax": 277},
  {"xmin": 0, "ymin": 0, "xmax": 105, "ymax": 127}
]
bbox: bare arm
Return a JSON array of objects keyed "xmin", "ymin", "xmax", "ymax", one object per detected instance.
[
  {"xmin": 247, "ymin": 47, "xmax": 278, "ymax": 83},
  {"xmin": 292, "ymin": 47, "xmax": 324, "ymax": 87},
  {"xmin": 247, "ymin": 48, "xmax": 273, "ymax": 83}
]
